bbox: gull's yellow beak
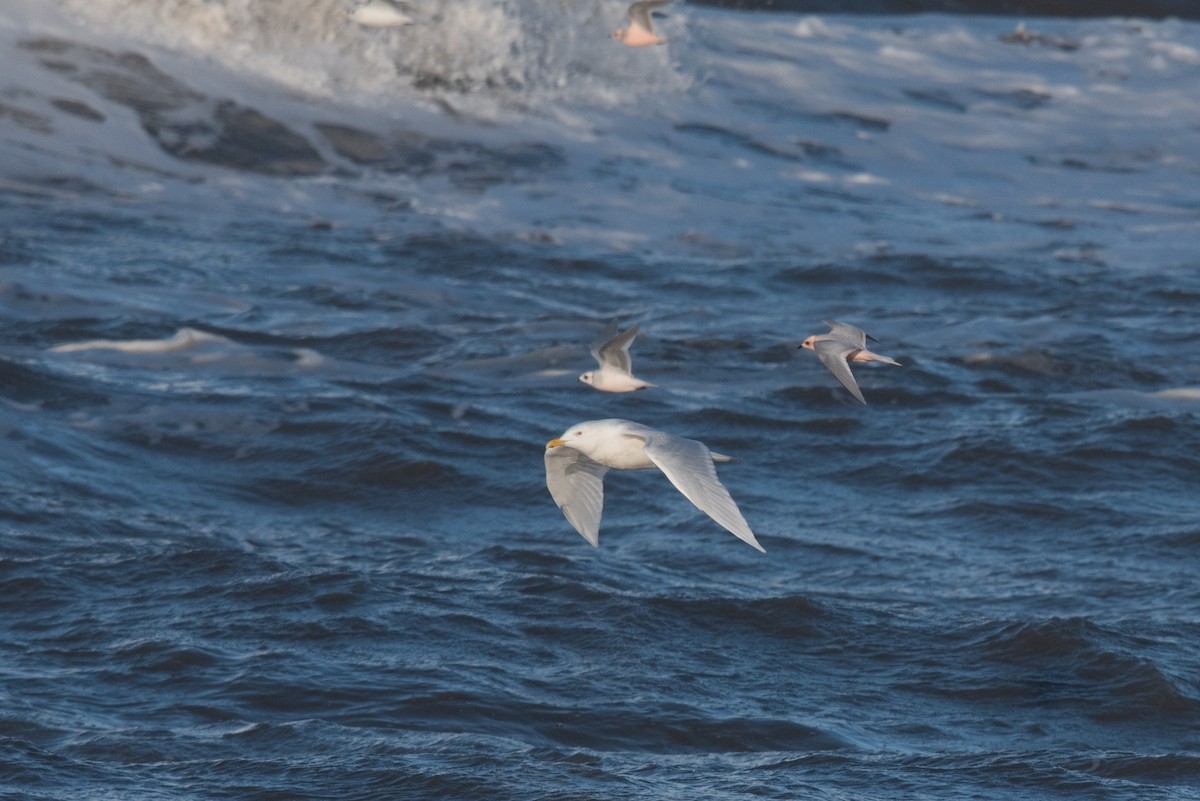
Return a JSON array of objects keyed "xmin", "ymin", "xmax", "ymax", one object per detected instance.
[{"xmin": 546, "ymin": 438, "xmax": 566, "ymax": 448}]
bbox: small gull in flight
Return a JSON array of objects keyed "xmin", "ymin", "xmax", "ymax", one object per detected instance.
[
  {"xmin": 612, "ymin": 0, "xmax": 671, "ymax": 47},
  {"xmin": 579, "ymin": 320, "xmax": 655, "ymax": 392},
  {"xmin": 545, "ymin": 418, "xmax": 765, "ymax": 552},
  {"xmin": 800, "ymin": 320, "xmax": 901, "ymax": 405}
]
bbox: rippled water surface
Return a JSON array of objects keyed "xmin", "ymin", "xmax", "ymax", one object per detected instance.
[{"xmin": 2, "ymin": 1, "xmax": 1199, "ymax": 798}]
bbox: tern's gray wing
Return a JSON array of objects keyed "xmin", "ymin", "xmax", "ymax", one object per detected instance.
[
  {"xmin": 814, "ymin": 340, "xmax": 866, "ymax": 404},
  {"xmin": 545, "ymin": 445, "xmax": 609, "ymax": 546},
  {"xmin": 823, "ymin": 320, "xmax": 868, "ymax": 348},
  {"xmin": 642, "ymin": 431, "xmax": 765, "ymax": 552},
  {"xmin": 629, "ymin": 0, "xmax": 671, "ymax": 32},
  {"xmin": 595, "ymin": 322, "xmax": 639, "ymax": 373}
]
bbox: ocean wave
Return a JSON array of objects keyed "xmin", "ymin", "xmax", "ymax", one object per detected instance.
[
  {"xmin": 392, "ymin": 689, "xmax": 850, "ymax": 753},
  {"xmin": 4, "ymin": 3, "xmax": 1200, "ymax": 799},
  {"xmin": 967, "ymin": 617, "xmax": 1200, "ymax": 721},
  {"xmin": 1065, "ymin": 752, "xmax": 1200, "ymax": 784}
]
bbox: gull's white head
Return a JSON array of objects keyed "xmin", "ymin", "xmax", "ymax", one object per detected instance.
[
  {"xmin": 800, "ymin": 335, "xmax": 817, "ymax": 351},
  {"xmin": 578, "ymin": 370, "xmax": 596, "ymax": 386},
  {"xmin": 546, "ymin": 422, "xmax": 606, "ymax": 453}
]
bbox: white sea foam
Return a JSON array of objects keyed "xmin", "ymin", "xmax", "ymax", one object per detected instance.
[
  {"xmin": 50, "ymin": 327, "xmax": 228, "ymax": 354},
  {"xmin": 43, "ymin": 0, "xmax": 687, "ymax": 109},
  {"xmin": 49, "ymin": 328, "xmax": 330, "ymax": 376}
]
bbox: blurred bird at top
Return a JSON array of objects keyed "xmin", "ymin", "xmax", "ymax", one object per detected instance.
[{"xmin": 613, "ymin": 1, "xmax": 671, "ymax": 47}]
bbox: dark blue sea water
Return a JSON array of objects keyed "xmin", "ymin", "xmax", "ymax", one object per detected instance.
[{"xmin": 2, "ymin": 1, "xmax": 1199, "ymax": 799}]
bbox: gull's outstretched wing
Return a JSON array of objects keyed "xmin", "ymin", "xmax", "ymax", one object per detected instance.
[
  {"xmin": 594, "ymin": 321, "xmax": 639, "ymax": 374},
  {"xmin": 814, "ymin": 340, "xmax": 866, "ymax": 404},
  {"xmin": 628, "ymin": 0, "xmax": 671, "ymax": 34},
  {"xmin": 545, "ymin": 445, "xmax": 609, "ymax": 546},
  {"xmin": 642, "ymin": 431, "xmax": 765, "ymax": 552},
  {"xmin": 589, "ymin": 319, "xmax": 619, "ymax": 363}
]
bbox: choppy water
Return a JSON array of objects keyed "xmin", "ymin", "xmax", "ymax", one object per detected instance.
[{"xmin": 2, "ymin": 1, "xmax": 1199, "ymax": 799}]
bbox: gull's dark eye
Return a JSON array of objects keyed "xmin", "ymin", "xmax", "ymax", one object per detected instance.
[{"xmin": 575, "ymin": 431, "xmax": 583, "ymax": 436}]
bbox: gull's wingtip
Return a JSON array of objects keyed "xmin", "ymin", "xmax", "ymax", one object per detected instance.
[
  {"xmin": 564, "ymin": 512, "xmax": 600, "ymax": 547},
  {"xmin": 743, "ymin": 533, "xmax": 766, "ymax": 553},
  {"xmin": 726, "ymin": 522, "xmax": 765, "ymax": 553}
]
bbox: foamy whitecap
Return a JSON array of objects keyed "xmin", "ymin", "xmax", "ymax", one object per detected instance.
[
  {"xmin": 50, "ymin": 327, "xmax": 227, "ymax": 354},
  {"xmin": 47, "ymin": 0, "xmax": 690, "ymax": 110}
]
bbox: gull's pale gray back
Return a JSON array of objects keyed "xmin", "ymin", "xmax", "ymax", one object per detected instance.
[{"xmin": 823, "ymin": 320, "xmax": 868, "ymax": 348}]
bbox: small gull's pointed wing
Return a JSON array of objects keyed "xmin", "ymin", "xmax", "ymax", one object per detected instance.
[
  {"xmin": 545, "ymin": 445, "xmax": 609, "ymax": 546},
  {"xmin": 814, "ymin": 340, "xmax": 866, "ymax": 404},
  {"xmin": 589, "ymin": 319, "xmax": 620, "ymax": 363},
  {"xmin": 595, "ymin": 322, "xmax": 640, "ymax": 374},
  {"xmin": 629, "ymin": 0, "xmax": 671, "ymax": 34},
  {"xmin": 642, "ymin": 431, "xmax": 765, "ymax": 552},
  {"xmin": 823, "ymin": 320, "xmax": 868, "ymax": 348}
]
